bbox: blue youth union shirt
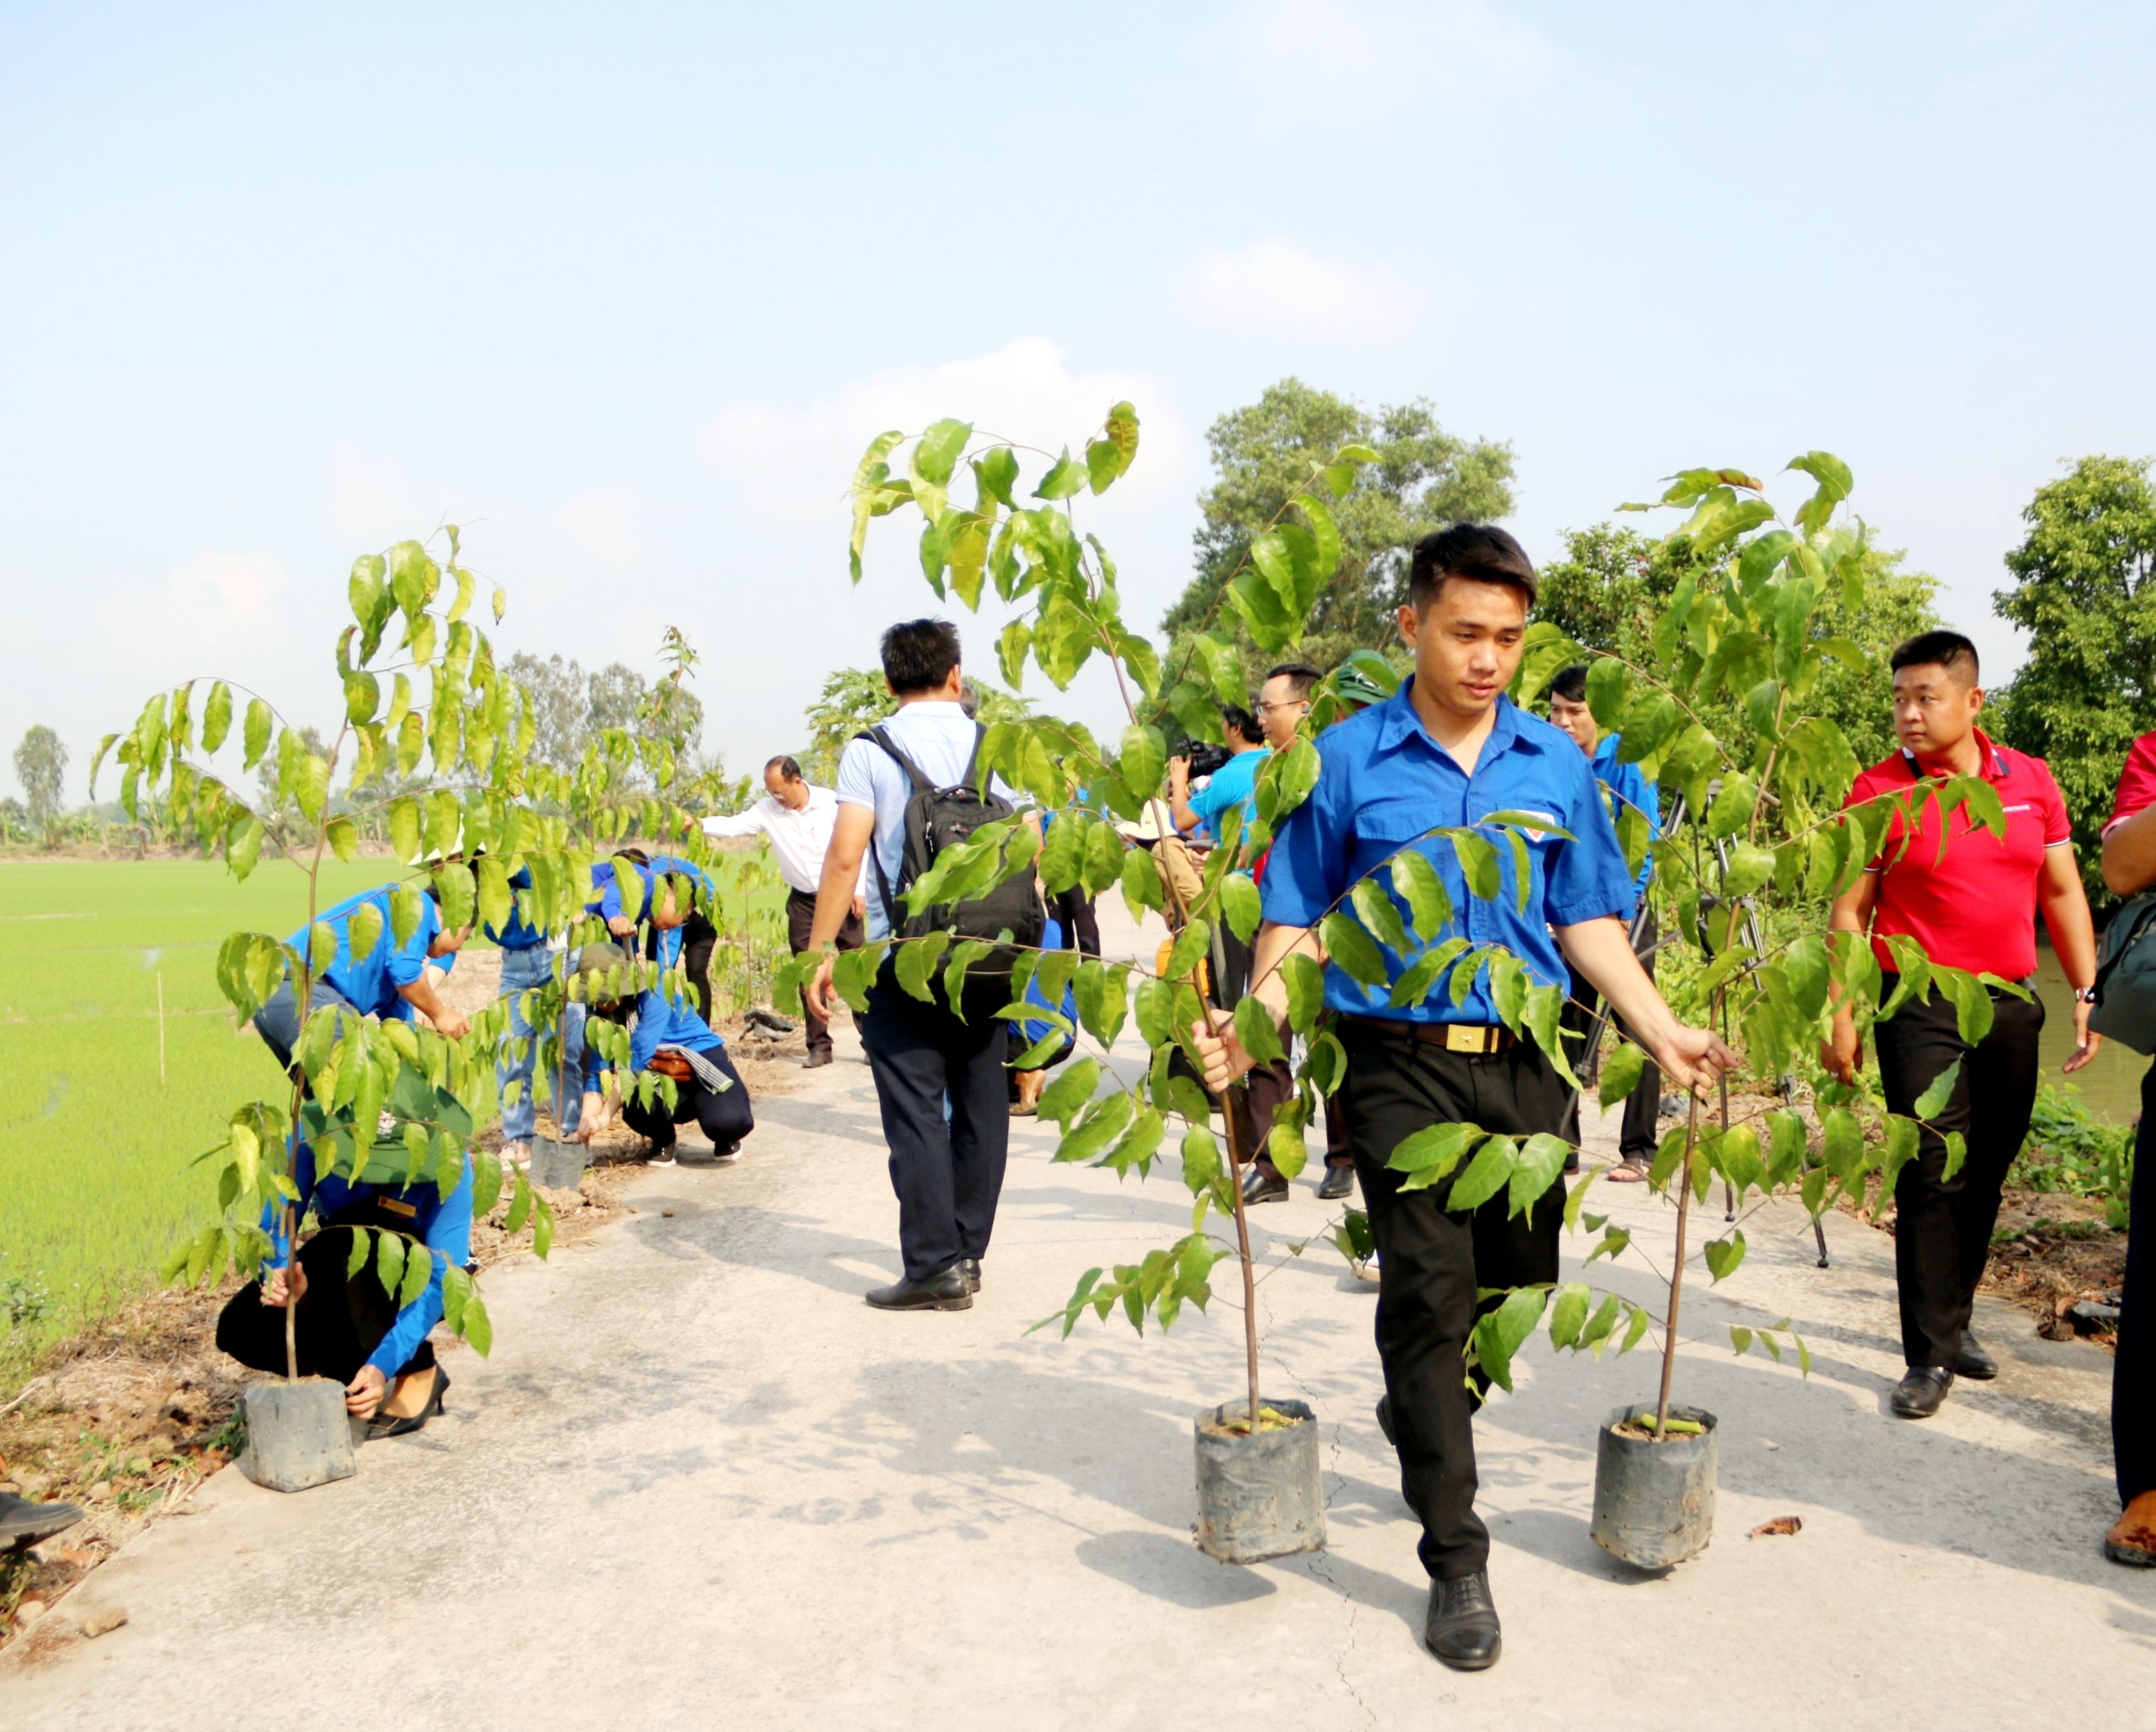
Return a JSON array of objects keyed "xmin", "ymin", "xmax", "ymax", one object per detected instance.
[
  {"xmin": 1261, "ymin": 685, "xmax": 1635, "ymax": 1023},
  {"xmin": 583, "ymin": 986, "xmax": 726, "ymax": 1090},
  {"xmin": 1590, "ymin": 733, "xmax": 1660, "ymax": 902},
  {"xmin": 287, "ymin": 882, "xmax": 446, "ymax": 1021}
]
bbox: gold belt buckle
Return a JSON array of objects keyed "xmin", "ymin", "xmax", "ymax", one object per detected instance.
[{"xmin": 1444, "ymin": 1024, "xmax": 1485, "ymax": 1054}]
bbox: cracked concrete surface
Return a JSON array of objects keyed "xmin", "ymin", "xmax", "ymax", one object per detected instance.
[{"xmin": 2, "ymin": 904, "xmax": 2148, "ymax": 1729}]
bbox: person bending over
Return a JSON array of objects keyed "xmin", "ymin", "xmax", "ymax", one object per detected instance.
[
  {"xmin": 252, "ymin": 871, "xmax": 473, "ymax": 1072},
  {"xmin": 216, "ymin": 1121, "xmax": 470, "ymax": 1437},
  {"xmin": 572, "ymin": 942, "xmax": 755, "ymax": 1160}
]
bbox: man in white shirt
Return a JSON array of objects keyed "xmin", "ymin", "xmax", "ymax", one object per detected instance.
[
  {"xmin": 703, "ymin": 756, "xmax": 867, "ymax": 1068},
  {"xmin": 807, "ymin": 619, "xmax": 1028, "ymax": 1312}
]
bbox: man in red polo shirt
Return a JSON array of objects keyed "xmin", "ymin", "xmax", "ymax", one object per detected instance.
[
  {"xmin": 2095, "ymin": 733, "xmax": 2156, "ymax": 1564},
  {"xmin": 1822, "ymin": 631, "xmax": 2100, "ymax": 1419}
]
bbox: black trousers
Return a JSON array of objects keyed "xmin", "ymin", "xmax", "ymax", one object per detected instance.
[
  {"xmin": 1559, "ymin": 906, "xmax": 1662, "ymax": 1161},
  {"xmin": 215, "ymin": 1205, "xmax": 437, "ymax": 1384},
  {"xmin": 1049, "ymin": 886, "xmax": 1101, "ymax": 959},
  {"xmin": 1872, "ymin": 977, "xmax": 2044, "ymax": 1368},
  {"xmin": 2117, "ymin": 1061, "xmax": 2156, "ymax": 1507},
  {"xmin": 787, "ymin": 888, "xmax": 865, "ymax": 1058},
  {"xmin": 858, "ymin": 957, "xmax": 1011, "ymax": 1282},
  {"xmin": 1340, "ymin": 1022, "xmax": 1569, "ymax": 1580},
  {"xmin": 678, "ymin": 913, "xmax": 718, "ymax": 1024},
  {"xmin": 620, "ymin": 1047, "xmax": 755, "ymax": 1152}
]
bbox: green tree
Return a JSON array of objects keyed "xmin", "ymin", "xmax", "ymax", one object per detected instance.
[
  {"xmin": 1161, "ymin": 378, "xmax": 1515, "ymax": 674},
  {"xmin": 11, "ymin": 725, "xmax": 67, "ymax": 841},
  {"xmin": 803, "ymin": 667, "xmax": 894, "ymax": 782},
  {"xmin": 1537, "ymin": 523, "xmax": 1938, "ymax": 772},
  {"xmin": 1991, "ymin": 456, "xmax": 2156, "ymax": 903}
]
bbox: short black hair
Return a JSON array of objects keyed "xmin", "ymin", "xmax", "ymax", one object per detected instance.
[
  {"xmin": 1221, "ymin": 704, "xmax": 1261, "ymax": 744},
  {"xmin": 880, "ymin": 618, "xmax": 963, "ymax": 695},
  {"xmin": 1407, "ymin": 525, "xmax": 1538, "ymax": 612},
  {"xmin": 1550, "ymin": 663, "xmax": 1589, "ymax": 703},
  {"xmin": 1265, "ymin": 663, "xmax": 1322, "ymax": 702},
  {"xmin": 765, "ymin": 754, "xmax": 803, "ymax": 781},
  {"xmin": 1889, "ymin": 630, "xmax": 1980, "ymax": 687}
]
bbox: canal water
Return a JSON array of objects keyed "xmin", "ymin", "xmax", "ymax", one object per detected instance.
[{"xmin": 2033, "ymin": 941, "xmax": 2144, "ymax": 1123}]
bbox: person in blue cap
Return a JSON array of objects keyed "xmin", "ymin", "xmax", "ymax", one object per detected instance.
[
  {"xmin": 570, "ymin": 941, "xmax": 754, "ymax": 1160},
  {"xmin": 1193, "ymin": 525, "xmax": 1732, "ymax": 1674},
  {"xmin": 251, "ymin": 873, "xmax": 473, "ymax": 1072}
]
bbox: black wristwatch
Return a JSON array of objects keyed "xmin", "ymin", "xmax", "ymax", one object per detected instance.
[{"xmin": 2073, "ymin": 986, "xmax": 2099, "ymax": 1005}]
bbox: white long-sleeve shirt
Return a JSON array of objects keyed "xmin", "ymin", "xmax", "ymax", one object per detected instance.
[{"xmin": 702, "ymin": 783, "xmax": 867, "ymax": 898}]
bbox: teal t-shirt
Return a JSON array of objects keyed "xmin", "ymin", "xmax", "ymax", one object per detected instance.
[{"xmin": 1187, "ymin": 748, "xmax": 1269, "ymax": 841}]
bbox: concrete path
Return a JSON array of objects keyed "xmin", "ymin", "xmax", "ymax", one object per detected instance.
[{"xmin": 3, "ymin": 914, "xmax": 2148, "ymax": 1729}]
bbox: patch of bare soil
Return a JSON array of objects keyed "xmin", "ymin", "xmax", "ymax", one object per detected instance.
[{"xmin": 0, "ymin": 994, "xmax": 809, "ymax": 1653}]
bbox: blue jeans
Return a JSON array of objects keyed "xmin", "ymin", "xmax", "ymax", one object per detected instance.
[
  {"xmin": 497, "ymin": 946, "xmax": 584, "ymax": 1141},
  {"xmin": 252, "ymin": 979, "xmax": 360, "ymax": 1072}
]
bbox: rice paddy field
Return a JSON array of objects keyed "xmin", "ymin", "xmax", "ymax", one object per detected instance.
[{"xmin": 0, "ymin": 856, "xmax": 397, "ymax": 1381}]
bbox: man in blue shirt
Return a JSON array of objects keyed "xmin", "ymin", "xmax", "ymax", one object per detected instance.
[
  {"xmin": 1549, "ymin": 663, "xmax": 1666, "ymax": 1180},
  {"xmin": 571, "ymin": 941, "xmax": 754, "ymax": 1160},
  {"xmin": 806, "ymin": 619, "xmax": 1033, "ymax": 1313},
  {"xmin": 1194, "ymin": 525, "xmax": 1732, "ymax": 1673},
  {"xmin": 251, "ymin": 877, "xmax": 472, "ymax": 1072}
]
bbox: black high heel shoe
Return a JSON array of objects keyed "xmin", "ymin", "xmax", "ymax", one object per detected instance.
[{"xmin": 367, "ymin": 1367, "xmax": 449, "ymax": 1441}]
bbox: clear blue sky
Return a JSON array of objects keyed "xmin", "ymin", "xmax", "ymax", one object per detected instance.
[{"xmin": 4, "ymin": 2, "xmax": 2152, "ymax": 802}]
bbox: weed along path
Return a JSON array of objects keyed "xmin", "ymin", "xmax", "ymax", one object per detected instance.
[{"xmin": 1, "ymin": 1031, "xmax": 2143, "ymax": 1722}]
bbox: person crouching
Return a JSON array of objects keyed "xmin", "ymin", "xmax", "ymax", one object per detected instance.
[
  {"xmin": 570, "ymin": 942, "xmax": 755, "ymax": 1160},
  {"xmin": 216, "ymin": 1127, "xmax": 469, "ymax": 1439}
]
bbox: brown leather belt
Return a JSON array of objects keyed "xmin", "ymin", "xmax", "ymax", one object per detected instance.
[{"xmin": 1341, "ymin": 1015, "xmax": 1517, "ymax": 1055}]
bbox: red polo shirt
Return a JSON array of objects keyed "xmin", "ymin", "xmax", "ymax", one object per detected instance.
[
  {"xmin": 2105, "ymin": 732, "xmax": 2156, "ymax": 836},
  {"xmin": 1840, "ymin": 729, "xmax": 2070, "ymax": 980}
]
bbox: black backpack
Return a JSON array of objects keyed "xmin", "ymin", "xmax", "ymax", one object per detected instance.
[{"xmin": 859, "ymin": 722, "xmax": 1043, "ymax": 981}]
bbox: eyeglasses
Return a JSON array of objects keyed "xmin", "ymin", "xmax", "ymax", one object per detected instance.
[{"xmin": 1253, "ymin": 699, "xmax": 1310, "ymax": 715}]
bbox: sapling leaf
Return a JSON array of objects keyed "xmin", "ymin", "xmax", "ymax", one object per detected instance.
[
  {"xmin": 1912, "ymin": 1056, "xmax": 1962, "ymax": 1122},
  {"xmin": 1702, "ymin": 1230, "xmax": 1747, "ymax": 1283},
  {"xmin": 1234, "ymin": 994, "xmax": 1284, "ymax": 1067},
  {"xmin": 1470, "ymin": 1286, "xmax": 1548, "ymax": 1394},
  {"xmin": 1319, "ymin": 912, "xmax": 1389, "ymax": 989},
  {"xmin": 1449, "ymin": 1135, "xmax": 1517, "ymax": 1212},
  {"xmin": 1598, "ymin": 1042, "xmax": 1646, "ymax": 1109}
]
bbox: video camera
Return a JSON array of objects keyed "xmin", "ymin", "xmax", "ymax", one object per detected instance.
[{"xmin": 1171, "ymin": 738, "xmax": 1234, "ymax": 782}]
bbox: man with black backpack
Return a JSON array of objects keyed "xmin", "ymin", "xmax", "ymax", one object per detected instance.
[{"xmin": 805, "ymin": 619, "xmax": 1043, "ymax": 1312}]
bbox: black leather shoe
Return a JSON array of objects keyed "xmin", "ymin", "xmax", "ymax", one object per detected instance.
[
  {"xmin": 866, "ymin": 1271, "xmax": 973, "ymax": 1311},
  {"xmin": 1890, "ymin": 1366, "xmax": 1955, "ymax": 1418},
  {"xmin": 1317, "ymin": 1163, "xmax": 1354, "ymax": 1201},
  {"xmin": 0, "ymin": 1491, "xmax": 84, "ymax": 1552},
  {"xmin": 957, "ymin": 1258, "xmax": 982, "ymax": 1294},
  {"xmin": 1954, "ymin": 1335, "xmax": 1998, "ymax": 1380},
  {"xmin": 1241, "ymin": 1166, "xmax": 1289, "ymax": 1205},
  {"xmin": 1425, "ymin": 1570, "xmax": 1502, "ymax": 1671},
  {"xmin": 804, "ymin": 1048, "xmax": 835, "ymax": 1069}
]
